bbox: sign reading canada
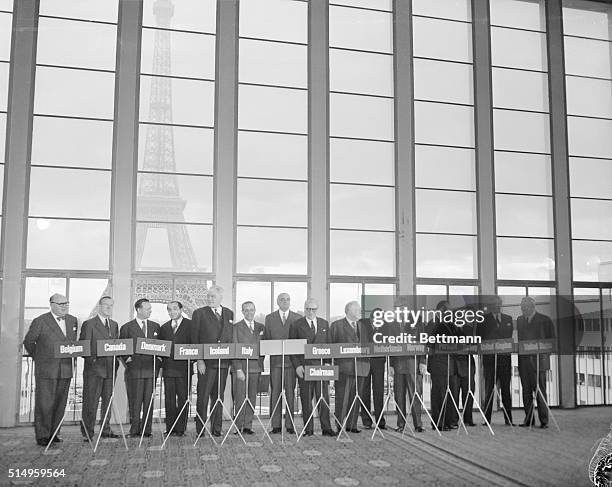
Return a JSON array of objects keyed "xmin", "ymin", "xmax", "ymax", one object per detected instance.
[
  {"xmin": 97, "ymin": 339, "xmax": 134, "ymax": 357},
  {"xmin": 136, "ymin": 337, "xmax": 172, "ymax": 357}
]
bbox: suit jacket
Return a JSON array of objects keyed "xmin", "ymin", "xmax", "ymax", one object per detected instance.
[
  {"xmin": 517, "ymin": 312, "xmax": 555, "ymax": 371},
  {"xmin": 191, "ymin": 306, "xmax": 233, "ymax": 368},
  {"xmin": 426, "ymin": 319, "xmax": 458, "ymax": 376},
  {"xmin": 232, "ymin": 320, "xmax": 264, "ymax": 373},
  {"xmin": 360, "ymin": 318, "xmax": 385, "ymax": 367},
  {"xmin": 455, "ymin": 323, "xmax": 476, "ymax": 378},
  {"xmin": 264, "ymin": 310, "xmax": 301, "ymax": 368},
  {"xmin": 330, "ymin": 318, "xmax": 370, "ymax": 377},
  {"xmin": 79, "ymin": 315, "xmax": 119, "ymax": 378},
  {"xmin": 23, "ymin": 312, "xmax": 78, "ymax": 379},
  {"xmin": 289, "ymin": 316, "xmax": 331, "ymax": 369},
  {"xmin": 119, "ymin": 319, "xmax": 161, "ymax": 379},
  {"xmin": 478, "ymin": 312, "xmax": 513, "ymax": 366},
  {"xmin": 385, "ymin": 321, "xmax": 425, "ymax": 373},
  {"xmin": 158, "ymin": 318, "xmax": 192, "ymax": 378}
]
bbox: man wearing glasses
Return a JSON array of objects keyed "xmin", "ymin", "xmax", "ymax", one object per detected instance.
[{"xmin": 23, "ymin": 294, "xmax": 78, "ymax": 446}]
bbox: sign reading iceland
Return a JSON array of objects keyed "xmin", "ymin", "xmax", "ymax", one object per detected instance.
[
  {"xmin": 97, "ymin": 338, "xmax": 134, "ymax": 357},
  {"xmin": 305, "ymin": 365, "xmax": 339, "ymax": 381},
  {"xmin": 518, "ymin": 339, "xmax": 556, "ymax": 355},
  {"xmin": 54, "ymin": 340, "xmax": 91, "ymax": 358},
  {"xmin": 173, "ymin": 343, "xmax": 203, "ymax": 360},
  {"xmin": 202, "ymin": 343, "xmax": 236, "ymax": 360},
  {"xmin": 233, "ymin": 343, "xmax": 260, "ymax": 359},
  {"xmin": 135, "ymin": 337, "xmax": 172, "ymax": 357},
  {"xmin": 480, "ymin": 339, "xmax": 516, "ymax": 355}
]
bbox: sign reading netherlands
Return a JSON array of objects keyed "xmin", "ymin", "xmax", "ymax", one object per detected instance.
[
  {"xmin": 370, "ymin": 343, "xmax": 428, "ymax": 356},
  {"xmin": 480, "ymin": 339, "xmax": 516, "ymax": 355},
  {"xmin": 173, "ymin": 344, "xmax": 203, "ymax": 360},
  {"xmin": 234, "ymin": 343, "xmax": 259, "ymax": 359},
  {"xmin": 97, "ymin": 338, "xmax": 133, "ymax": 357},
  {"xmin": 517, "ymin": 339, "xmax": 556, "ymax": 355},
  {"xmin": 54, "ymin": 340, "xmax": 91, "ymax": 358},
  {"xmin": 202, "ymin": 343, "xmax": 235, "ymax": 360},
  {"xmin": 305, "ymin": 365, "xmax": 339, "ymax": 381},
  {"xmin": 135, "ymin": 337, "xmax": 172, "ymax": 357}
]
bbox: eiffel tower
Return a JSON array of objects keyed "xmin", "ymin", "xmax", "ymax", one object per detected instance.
[{"xmin": 135, "ymin": 0, "xmax": 199, "ymax": 272}]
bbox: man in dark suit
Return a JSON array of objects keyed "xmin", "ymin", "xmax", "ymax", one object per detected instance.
[
  {"xmin": 264, "ymin": 293, "xmax": 300, "ymax": 434},
  {"xmin": 158, "ymin": 301, "xmax": 192, "ymax": 437},
  {"xmin": 231, "ymin": 301, "xmax": 264, "ymax": 434},
  {"xmin": 426, "ymin": 300, "xmax": 460, "ymax": 431},
  {"xmin": 79, "ymin": 295, "xmax": 119, "ymax": 441},
  {"xmin": 330, "ymin": 301, "xmax": 370, "ymax": 434},
  {"xmin": 455, "ymin": 314, "xmax": 476, "ymax": 427},
  {"xmin": 191, "ymin": 285, "xmax": 233, "ymax": 437},
  {"xmin": 289, "ymin": 298, "xmax": 336, "ymax": 437},
  {"xmin": 119, "ymin": 298, "xmax": 161, "ymax": 437},
  {"xmin": 478, "ymin": 295, "xmax": 514, "ymax": 425},
  {"xmin": 23, "ymin": 294, "xmax": 78, "ymax": 446},
  {"xmin": 360, "ymin": 308, "xmax": 386, "ymax": 430},
  {"xmin": 517, "ymin": 296, "xmax": 555, "ymax": 428}
]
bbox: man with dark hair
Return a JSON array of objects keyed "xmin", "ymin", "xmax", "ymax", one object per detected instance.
[
  {"xmin": 80, "ymin": 296, "xmax": 120, "ymax": 441},
  {"xmin": 159, "ymin": 301, "xmax": 192, "ymax": 437},
  {"xmin": 360, "ymin": 308, "xmax": 386, "ymax": 430},
  {"xmin": 23, "ymin": 294, "xmax": 78, "ymax": 446},
  {"xmin": 120, "ymin": 298, "xmax": 161, "ymax": 437}
]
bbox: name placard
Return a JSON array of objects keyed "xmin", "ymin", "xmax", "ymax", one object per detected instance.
[
  {"xmin": 371, "ymin": 343, "xmax": 405, "ymax": 357},
  {"xmin": 518, "ymin": 339, "xmax": 556, "ymax": 355},
  {"xmin": 404, "ymin": 343, "xmax": 428, "ymax": 355},
  {"xmin": 202, "ymin": 343, "xmax": 235, "ymax": 360},
  {"xmin": 97, "ymin": 339, "xmax": 133, "ymax": 357},
  {"xmin": 54, "ymin": 340, "xmax": 91, "ymax": 358},
  {"xmin": 480, "ymin": 339, "xmax": 516, "ymax": 355},
  {"xmin": 304, "ymin": 343, "xmax": 340, "ymax": 359},
  {"xmin": 234, "ymin": 343, "xmax": 260, "ymax": 359},
  {"xmin": 173, "ymin": 344, "xmax": 203, "ymax": 360},
  {"xmin": 260, "ymin": 339, "xmax": 307, "ymax": 355},
  {"xmin": 305, "ymin": 365, "xmax": 339, "ymax": 381},
  {"xmin": 135, "ymin": 338, "xmax": 172, "ymax": 357}
]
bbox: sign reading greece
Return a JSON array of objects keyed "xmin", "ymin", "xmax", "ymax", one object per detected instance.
[
  {"xmin": 480, "ymin": 339, "xmax": 516, "ymax": 355},
  {"xmin": 518, "ymin": 339, "xmax": 556, "ymax": 355},
  {"xmin": 203, "ymin": 343, "xmax": 235, "ymax": 360},
  {"xmin": 136, "ymin": 337, "xmax": 172, "ymax": 357},
  {"xmin": 234, "ymin": 343, "xmax": 259, "ymax": 359},
  {"xmin": 54, "ymin": 340, "xmax": 91, "ymax": 358},
  {"xmin": 97, "ymin": 338, "xmax": 133, "ymax": 357},
  {"xmin": 305, "ymin": 365, "xmax": 339, "ymax": 381},
  {"xmin": 173, "ymin": 343, "xmax": 203, "ymax": 360}
]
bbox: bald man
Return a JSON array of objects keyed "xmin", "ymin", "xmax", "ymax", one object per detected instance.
[{"xmin": 23, "ymin": 294, "xmax": 78, "ymax": 446}]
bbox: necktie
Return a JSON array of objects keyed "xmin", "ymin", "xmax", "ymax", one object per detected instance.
[
  {"xmin": 496, "ymin": 314, "xmax": 501, "ymax": 326},
  {"xmin": 281, "ymin": 312, "xmax": 286, "ymax": 325},
  {"xmin": 142, "ymin": 320, "xmax": 147, "ymax": 335},
  {"xmin": 172, "ymin": 320, "xmax": 178, "ymax": 333},
  {"xmin": 352, "ymin": 321, "xmax": 360, "ymax": 341},
  {"xmin": 57, "ymin": 317, "xmax": 65, "ymax": 336},
  {"xmin": 214, "ymin": 308, "xmax": 221, "ymax": 320},
  {"xmin": 104, "ymin": 318, "xmax": 110, "ymax": 335},
  {"xmin": 249, "ymin": 322, "xmax": 254, "ymax": 333}
]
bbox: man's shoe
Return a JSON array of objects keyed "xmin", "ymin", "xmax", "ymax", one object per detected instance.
[
  {"xmin": 441, "ymin": 426, "xmax": 451, "ymax": 431},
  {"xmin": 395, "ymin": 426, "xmax": 404, "ymax": 433},
  {"xmin": 465, "ymin": 422, "xmax": 476, "ymax": 427},
  {"xmin": 37, "ymin": 438, "xmax": 49, "ymax": 446},
  {"xmin": 519, "ymin": 422, "xmax": 534, "ymax": 427},
  {"xmin": 102, "ymin": 432, "xmax": 119, "ymax": 439},
  {"xmin": 505, "ymin": 422, "xmax": 516, "ymax": 426},
  {"xmin": 322, "ymin": 429, "xmax": 337, "ymax": 437},
  {"xmin": 212, "ymin": 431, "xmax": 221, "ymax": 437},
  {"xmin": 305, "ymin": 430, "xmax": 314, "ymax": 437},
  {"xmin": 242, "ymin": 428, "xmax": 254, "ymax": 435},
  {"xmin": 143, "ymin": 433, "xmax": 152, "ymax": 438},
  {"xmin": 128, "ymin": 433, "xmax": 140, "ymax": 438},
  {"xmin": 176, "ymin": 432, "xmax": 185, "ymax": 437},
  {"xmin": 53, "ymin": 436, "xmax": 63, "ymax": 443},
  {"xmin": 363, "ymin": 424, "xmax": 373, "ymax": 430},
  {"xmin": 286, "ymin": 428, "xmax": 295, "ymax": 434},
  {"xmin": 349, "ymin": 428, "xmax": 361, "ymax": 433},
  {"xmin": 83, "ymin": 438, "xmax": 90, "ymax": 443},
  {"xmin": 379, "ymin": 424, "xmax": 387, "ymax": 430},
  {"xmin": 270, "ymin": 428, "xmax": 282, "ymax": 434},
  {"xmin": 415, "ymin": 426, "xmax": 425, "ymax": 433},
  {"xmin": 540, "ymin": 424, "xmax": 548, "ymax": 429},
  {"xmin": 449, "ymin": 424, "xmax": 458, "ymax": 430}
]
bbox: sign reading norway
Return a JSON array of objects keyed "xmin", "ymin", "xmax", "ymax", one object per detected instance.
[
  {"xmin": 54, "ymin": 340, "xmax": 91, "ymax": 358},
  {"xmin": 97, "ymin": 338, "xmax": 134, "ymax": 357},
  {"xmin": 305, "ymin": 365, "xmax": 339, "ymax": 381},
  {"xmin": 173, "ymin": 343, "xmax": 203, "ymax": 360},
  {"xmin": 136, "ymin": 337, "xmax": 172, "ymax": 357}
]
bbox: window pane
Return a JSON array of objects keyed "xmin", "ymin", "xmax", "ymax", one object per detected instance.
[
  {"xmin": 496, "ymin": 237, "xmax": 555, "ymax": 280},
  {"xmin": 413, "ymin": 17, "xmax": 472, "ymax": 63},
  {"xmin": 240, "ymin": 0, "xmax": 307, "ymax": 43},
  {"xmin": 69, "ymin": 278, "xmax": 110, "ymax": 323},
  {"xmin": 330, "ymin": 184, "xmax": 395, "ymax": 231},
  {"xmin": 237, "ymin": 179, "xmax": 308, "ymax": 227},
  {"xmin": 566, "ymin": 76, "xmax": 612, "ymax": 118},
  {"xmin": 572, "ymin": 240, "xmax": 612, "ymax": 282},
  {"xmin": 329, "ymin": 49, "xmax": 393, "ymax": 97},
  {"xmin": 330, "ymin": 138, "xmax": 394, "ymax": 185},
  {"xmin": 136, "ymin": 174, "xmax": 213, "ymax": 223},
  {"xmin": 416, "ymin": 234, "xmax": 477, "ymax": 278},
  {"xmin": 496, "ymin": 194, "xmax": 554, "ymax": 238},
  {"xmin": 0, "ymin": 13, "xmax": 11, "ymax": 62},
  {"xmin": 25, "ymin": 277, "xmax": 67, "ymax": 308},
  {"xmin": 273, "ymin": 282, "xmax": 307, "ymax": 315},
  {"xmin": 0, "ymin": 62, "xmax": 7, "ymax": 111},
  {"xmin": 493, "ymin": 110, "xmax": 550, "ymax": 153},
  {"xmin": 238, "ymin": 132, "xmax": 307, "ymax": 180},
  {"xmin": 141, "ymin": 29, "xmax": 215, "ymax": 79},
  {"xmin": 237, "ymin": 227, "xmax": 307, "ymax": 274},
  {"xmin": 330, "ymin": 282, "xmax": 361, "ymax": 322},
  {"xmin": 569, "ymin": 158, "xmax": 612, "ymax": 199},
  {"xmin": 491, "ymin": 27, "xmax": 547, "ymax": 71},
  {"xmin": 413, "ymin": 58, "xmax": 473, "ymax": 105},
  {"xmin": 27, "ymin": 219, "xmax": 109, "ymax": 270},
  {"xmin": 331, "ymin": 0, "xmax": 392, "ymax": 11},
  {"xmin": 0, "ymin": 114, "xmax": 4, "ymax": 163},
  {"xmin": 235, "ymin": 281, "xmax": 272, "ymax": 323},
  {"xmin": 139, "ymin": 125, "xmax": 214, "ymax": 175},
  {"xmin": 490, "ymin": 0, "xmax": 546, "ymax": 31},
  {"xmin": 492, "ymin": 68, "xmax": 548, "ymax": 112},
  {"xmin": 329, "ymin": 6, "xmax": 393, "ymax": 53},
  {"xmin": 29, "ymin": 168, "xmax": 111, "ymax": 219},
  {"xmin": 563, "ymin": 1, "xmax": 612, "ymax": 41},
  {"xmin": 415, "ymin": 145, "xmax": 475, "ymax": 191},
  {"xmin": 239, "ymin": 85, "xmax": 307, "ymax": 134},
  {"xmin": 414, "ymin": 101, "xmax": 474, "ymax": 147},
  {"xmin": 39, "ymin": 0, "xmax": 118, "ymax": 22},
  {"xmin": 32, "ymin": 117, "xmax": 113, "ymax": 168},
  {"xmin": 330, "ymin": 93, "xmax": 394, "ymax": 140},
  {"xmin": 143, "ymin": 0, "xmax": 216, "ymax": 34},
  {"xmin": 36, "ymin": 17, "xmax": 117, "ymax": 70},
  {"xmin": 416, "ymin": 189, "xmax": 477, "ymax": 234},
  {"xmin": 34, "ymin": 67, "xmax": 115, "ymax": 119},
  {"xmin": 140, "ymin": 76, "xmax": 214, "ymax": 126},
  {"xmin": 412, "ymin": 0, "xmax": 471, "ymax": 21},
  {"xmin": 330, "ymin": 230, "xmax": 395, "ymax": 276},
  {"xmin": 494, "ymin": 152, "xmax": 551, "ymax": 195},
  {"xmin": 568, "ymin": 117, "xmax": 612, "ymax": 159},
  {"xmin": 135, "ymin": 223, "xmax": 212, "ymax": 272},
  {"xmin": 563, "ymin": 37, "xmax": 611, "ymax": 79},
  {"xmin": 239, "ymin": 39, "xmax": 307, "ymax": 88},
  {"xmin": 571, "ymin": 199, "xmax": 612, "ymax": 240}
]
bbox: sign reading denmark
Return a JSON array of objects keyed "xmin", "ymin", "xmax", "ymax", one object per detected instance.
[{"xmin": 136, "ymin": 337, "xmax": 172, "ymax": 357}]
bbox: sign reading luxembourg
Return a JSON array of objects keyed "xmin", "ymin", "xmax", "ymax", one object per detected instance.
[
  {"xmin": 97, "ymin": 338, "xmax": 134, "ymax": 357},
  {"xmin": 305, "ymin": 365, "xmax": 339, "ymax": 381},
  {"xmin": 173, "ymin": 343, "xmax": 203, "ymax": 360},
  {"xmin": 54, "ymin": 340, "xmax": 91, "ymax": 358},
  {"xmin": 136, "ymin": 337, "xmax": 172, "ymax": 357}
]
